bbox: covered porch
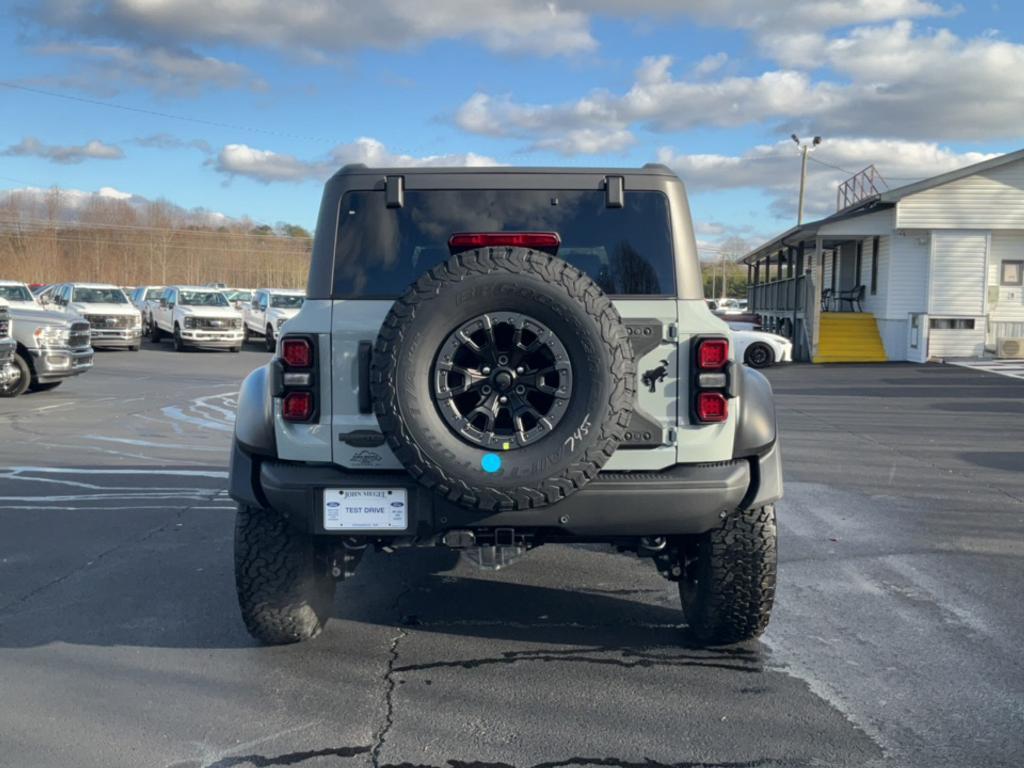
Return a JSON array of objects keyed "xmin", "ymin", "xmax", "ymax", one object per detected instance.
[{"xmin": 742, "ymin": 209, "xmax": 891, "ymax": 362}]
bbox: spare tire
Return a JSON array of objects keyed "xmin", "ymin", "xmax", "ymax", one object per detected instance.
[{"xmin": 371, "ymin": 247, "xmax": 635, "ymax": 512}]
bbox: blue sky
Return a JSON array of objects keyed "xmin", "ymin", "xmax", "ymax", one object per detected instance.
[{"xmin": 2, "ymin": 1, "xmax": 1022, "ymax": 255}]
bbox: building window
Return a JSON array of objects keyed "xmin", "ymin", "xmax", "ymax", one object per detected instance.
[
  {"xmin": 929, "ymin": 318, "xmax": 976, "ymax": 330},
  {"xmin": 871, "ymin": 236, "xmax": 879, "ymax": 295},
  {"xmin": 830, "ymin": 251, "xmax": 837, "ymax": 291},
  {"xmin": 1001, "ymin": 260, "xmax": 1023, "ymax": 286}
]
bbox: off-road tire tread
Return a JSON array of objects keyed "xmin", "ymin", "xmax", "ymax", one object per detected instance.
[
  {"xmin": 372, "ymin": 247, "xmax": 635, "ymax": 512},
  {"xmin": 234, "ymin": 505, "xmax": 335, "ymax": 645},
  {"xmin": 680, "ymin": 504, "xmax": 777, "ymax": 644}
]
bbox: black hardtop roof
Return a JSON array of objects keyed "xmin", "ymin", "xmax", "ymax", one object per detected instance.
[{"xmin": 329, "ymin": 163, "xmax": 677, "ymax": 180}]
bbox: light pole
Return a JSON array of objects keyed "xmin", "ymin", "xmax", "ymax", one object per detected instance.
[{"xmin": 792, "ymin": 134, "xmax": 821, "ymax": 225}]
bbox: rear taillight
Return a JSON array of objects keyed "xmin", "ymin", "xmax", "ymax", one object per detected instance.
[
  {"xmin": 448, "ymin": 232, "xmax": 561, "ymax": 254},
  {"xmin": 282, "ymin": 337, "xmax": 312, "ymax": 367},
  {"xmin": 279, "ymin": 334, "xmax": 317, "ymax": 423},
  {"xmin": 697, "ymin": 338, "xmax": 729, "ymax": 370},
  {"xmin": 696, "ymin": 392, "xmax": 728, "ymax": 422},
  {"xmin": 692, "ymin": 336, "xmax": 732, "ymax": 423},
  {"xmin": 282, "ymin": 391, "xmax": 314, "ymax": 421}
]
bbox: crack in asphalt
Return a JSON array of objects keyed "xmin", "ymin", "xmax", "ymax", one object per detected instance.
[
  {"xmin": 198, "ymin": 752, "xmax": 803, "ymax": 768},
  {"xmin": 201, "ymin": 745, "xmax": 371, "ymax": 767},
  {"xmin": 392, "ymin": 645, "xmax": 761, "ymax": 674},
  {"xmin": 371, "ymin": 627, "xmax": 408, "ymax": 768}
]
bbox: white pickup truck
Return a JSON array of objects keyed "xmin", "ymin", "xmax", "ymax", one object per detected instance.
[
  {"xmin": 0, "ymin": 280, "xmax": 42, "ymax": 310},
  {"xmin": 45, "ymin": 282, "xmax": 142, "ymax": 350},
  {"xmin": 150, "ymin": 285, "xmax": 244, "ymax": 352},
  {"xmin": 242, "ymin": 288, "xmax": 304, "ymax": 351}
]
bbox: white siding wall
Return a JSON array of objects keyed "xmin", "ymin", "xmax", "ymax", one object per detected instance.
[
  {"xmin": 885, "ymin": 233, "xmax": 929, "ymax": 319},
  {"xmin": 929, "ymin": 327, "xmax": 986, "ymax": 358},
  {"xmin": 896, "ymin": 160, "xmax": 1024, "ymax": 229},
  {"xmin": 989, "ymin": 231, "xmax": 1024, "ymax": 323},
  {"xmin": 929, "ymin": 231, "xmax": 988, "ymax": 315},
  {"xmin": 877, "ymin": 318, "xmax": 908, "ymax": 360}
]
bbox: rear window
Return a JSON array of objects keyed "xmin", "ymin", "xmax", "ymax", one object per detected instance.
[{"xmin": 332, "ymin": 189, "xmax": 675, "ymax": 298}]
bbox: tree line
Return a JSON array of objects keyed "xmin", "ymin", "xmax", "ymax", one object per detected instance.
[{"xmin": 0, "ymin": 186, "xmax": 312, "ymax": 288}]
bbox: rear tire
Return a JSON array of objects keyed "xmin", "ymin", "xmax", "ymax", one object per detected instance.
[
  {"xmin": 678, "ymin": 505, "xmax": 777, "ymax": 644},
  {"xmin": 234, "ymin": 505, "xmax": 336, "ymax": 645},
  {"xmin": 150, "ymin": 322, "xmax": 163, "ymax": 343},
  {"xmin": 0, "ymin": 353, "xmax": 31, "ymax": 397}
]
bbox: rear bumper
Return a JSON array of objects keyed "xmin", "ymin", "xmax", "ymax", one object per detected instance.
[
  {"xmin": 27, "ymin": 346, "xmax": 94, "ymax": 381},
  {"xmin": 231, "ymin": 444, "xmax": 781, "ymax": 539}
]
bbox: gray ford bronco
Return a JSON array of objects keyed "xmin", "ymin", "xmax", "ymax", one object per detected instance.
[{"xmin": 229, "ymin": 164, "xmax": 782, "ymax": 646}]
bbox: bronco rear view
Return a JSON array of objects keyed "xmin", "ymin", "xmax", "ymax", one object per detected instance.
[{"xmin": 229, "ymin": 164, "xmax": 782, "ymax": 646}]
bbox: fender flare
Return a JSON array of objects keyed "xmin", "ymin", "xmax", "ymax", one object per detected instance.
[
  {"xmin": 732, "ymin": 364, "xmax": 777, "ymax": 458},
  {"xmin": 234, "ymin": 365, "xmax": 276, "ymax": 457}
]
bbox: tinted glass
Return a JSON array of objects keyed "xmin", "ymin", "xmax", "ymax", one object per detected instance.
[
  {"xmin": 0, "ymin": 285, "xmax": 33, "ymax": 302},
  {"xmin": 332, "ymin": 189, "xmax": 675, "ymax": 297},
  {"xmin": 179, "ymin": 291, "xmax": 230, "ymax": 307},
  {"xmin": 271, "ymin": 294, "xmax": 304, "ymax": 308},
  {"xmin": 73, "ymin": 287, "xmax": 128, "ymax": 304},
  {"xmin": 145, "ymin": 288, "xmax": 164, "ymax": 300}
]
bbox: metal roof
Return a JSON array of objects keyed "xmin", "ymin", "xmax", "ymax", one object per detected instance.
[{"xmin": 741, "ymin": 147, "xmax": 1024, "ymax": 264}]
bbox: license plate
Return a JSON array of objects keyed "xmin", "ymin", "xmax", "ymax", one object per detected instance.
[{"xmin": 323, "ymin": 488, "xmax": 408, "ymax": 531}]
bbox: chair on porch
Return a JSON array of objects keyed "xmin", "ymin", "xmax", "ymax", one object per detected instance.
[
  {"xmin": 821, "ymin": 288, "xmax": 834, "ymax": 312},
  {"xmin": 836, "ymin": 285, "xmax": 865, "ymax": 312}
]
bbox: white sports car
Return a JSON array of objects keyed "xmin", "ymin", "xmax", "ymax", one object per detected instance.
[{"xmin": 730, "ymin": 327, "xmax": 793, "ymax": 368}]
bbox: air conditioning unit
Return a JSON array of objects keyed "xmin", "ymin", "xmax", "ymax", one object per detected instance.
[{"xmin": 996, "ymin": 337, "xmax": 1024, "ymax": 359}]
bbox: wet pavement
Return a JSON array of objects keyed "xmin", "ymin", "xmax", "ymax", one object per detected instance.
[{"xmin": 0, "ymin": 348, "xmax": 1021, "ymax": 768}]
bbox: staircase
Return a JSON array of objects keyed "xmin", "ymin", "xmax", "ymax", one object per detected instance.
[{"xmin": 813, "ymin": 313, "xmax": 888, "ymax": 363}]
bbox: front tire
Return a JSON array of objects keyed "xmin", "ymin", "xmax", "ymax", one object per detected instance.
[
  {"xmin": 28, "ymin": 380, "xmax": 62, "ymax": 393},
  {"xmin": 234, "ymin": 505, "xmax": 336, "ymax": 645},
  {"xmin": 264, "ymin": 325, "xmax": 275, "ymax": 352},
  {"xmin": 744, "ymin": 342, "xmax": 775, "ymax": 369},
  {"xmin": 173, "ymin": 324, "xmax": 186, "ymax": 352},
  {"xmin": 0, "ymin": 353, "xmax": 31, "ymax": 398},
  {"xmin": 150, "ymin": 322, "xmax": 163, "ymax": 343},
  {"xmin": 678, "ymin": 505, "xmax": 777, "ymax": 644}
]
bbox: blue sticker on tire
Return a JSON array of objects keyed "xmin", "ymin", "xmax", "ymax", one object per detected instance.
[{"xmin": 481, "ymin": 453, "xmax": 502, "ymax": 473}]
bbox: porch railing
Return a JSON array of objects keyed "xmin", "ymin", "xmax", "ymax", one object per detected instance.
[{"xmin": 746, "ymin": 273, "xmax": 818, "ymax": 361}]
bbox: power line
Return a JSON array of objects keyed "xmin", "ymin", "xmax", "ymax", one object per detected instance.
[{"xmin": 0, "ymin": 81, "xmax": 335, "ymax": 144}]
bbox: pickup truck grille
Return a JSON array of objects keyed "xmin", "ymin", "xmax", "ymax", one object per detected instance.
[
  {"xmin": 69, "ymin": 321, "xmax": 91, "ymax": 349},
  {"xmin": 194, "ymin": 317, "xmax": 241, "ymax": 330},
  {"xmin": 0, "ymin": 310, "xmax": 8, "ymax": 339},
  {"xmin": 84, "ymin": 314, "xmax": 134, "ymax": 330}
]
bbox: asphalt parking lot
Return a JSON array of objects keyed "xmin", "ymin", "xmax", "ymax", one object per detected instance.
[{"xmin": 1, "ymin": 347, "xmax": 1022, "ymax": 768}]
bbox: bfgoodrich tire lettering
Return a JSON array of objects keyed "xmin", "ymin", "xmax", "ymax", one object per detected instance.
[
  {"xmin": 678, "ymin": 505, "xmax": 777, "ymax": 644},
  {"xmin": 371, "ymin": 247, "xmax": 635, "ymax": 512},
  {"xmin": 234, "ymin": 505, "xmax": 336, "ymax": 645}
]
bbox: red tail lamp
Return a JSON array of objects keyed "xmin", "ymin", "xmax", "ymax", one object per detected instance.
[
  {"xmin": 696, "ymin": 392, "xmax": 728, "ymax": 423},
  {"xmin": 697, "ymin": 338, "xmax": 729, "ymax": 369},
  {"xmin": 282, "ymin": 391, "xmax": 314, "ymax": 421},
  {"xmin": 281, "ymin": 337, "xmax": 312, "ymax": 368}
]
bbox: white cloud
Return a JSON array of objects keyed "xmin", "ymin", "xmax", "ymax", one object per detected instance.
[
  {"xmin": 1, "ymin": 185, "xmax": 229, "ymax": 226},
  {"xmin": 454, "ymin": 20, "xmax": 1024, "ymax": 149},
  {"xmin": 214, "ymin": 138, "xmax": 501, "ymax": 184},
  {"xmin": 34, "ymin": 43, "xmax": 265, "ymax": 96},
  {"xmin": 657, "ymin": 138, "xmax": 997, "ymax": 220},
  {"xmin": 27, "ymin": 0, "xmax": 597, "ymax": 58},
  {"xmin": 2, "ymin": 136, "xmax": 125, "ymax": 164}
]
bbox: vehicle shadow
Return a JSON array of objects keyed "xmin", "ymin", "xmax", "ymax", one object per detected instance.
[{"xmin": 0, "ymin": 537, "xmax": 742, "ymax": 658}]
